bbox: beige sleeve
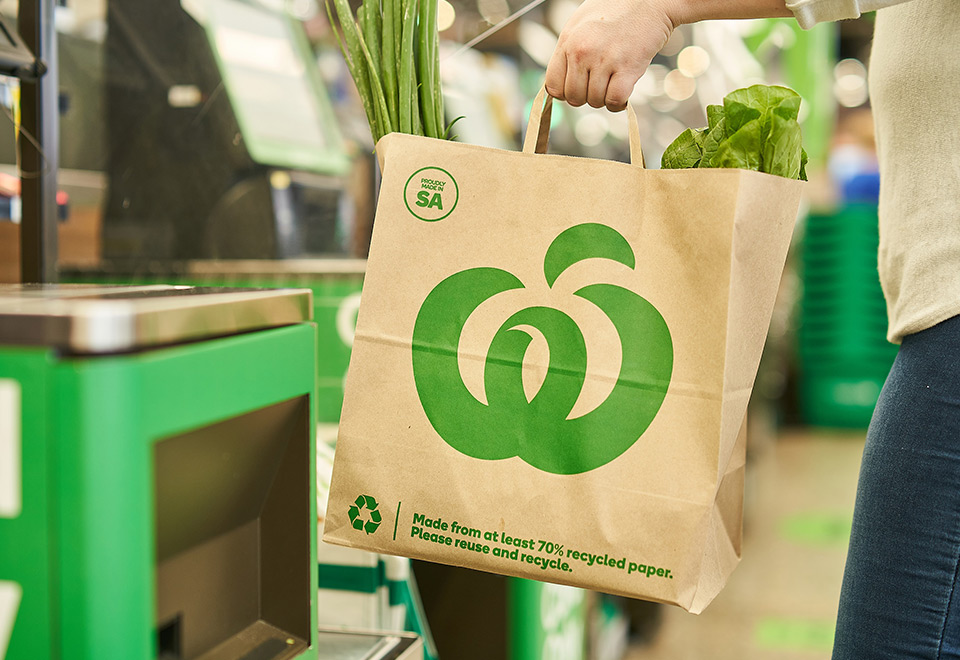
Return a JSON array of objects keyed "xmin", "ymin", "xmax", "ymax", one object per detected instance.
[{"xmin": 787, "ymin": 0, "xmax": 914, "ymax": 28}]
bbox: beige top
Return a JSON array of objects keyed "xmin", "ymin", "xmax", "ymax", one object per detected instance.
[{"xmin": 789, "ymin": 0, "xmax": 960, "ymax": 343}]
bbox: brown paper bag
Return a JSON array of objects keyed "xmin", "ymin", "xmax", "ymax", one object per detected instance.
[{"xmin": 324, "ymin": 88, "xmax": 803, "ymax": 613}]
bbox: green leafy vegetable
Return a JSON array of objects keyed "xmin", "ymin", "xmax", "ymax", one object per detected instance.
[
  {"xmin": 762, "ymin": 113, "xmax": 802, "ymax": 179},
  {"xmin": 661, "ymin": 84, "xmax": 807, "ymax": 181},
  {"xmin": 698, "ymin": 118, "xmax": 725, "ymax": 169},
  {"xmin": 713, "ymin": 119, "xmax": 761, "ymax": 171},
  {"xmin": 706, "ymin": 105, "xmax": 724, "ymax": 132},
  {"xmin": 724, "ymin": 85, "xmax": 798, "ymax": 115},
  {"xmin": 723, "ymin": 100, "xmax": 761, "ymax": 136},
  {"xmin": 662, "ymin": 128, "xmax": 703, "ymax": 169},
  {"xmin": 772, "ymin": 95, "xmax": 802, "ymax": 121}
]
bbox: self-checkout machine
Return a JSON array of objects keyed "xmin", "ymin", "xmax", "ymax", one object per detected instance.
[
  {"xmin": 100, "ymin": 0, "xmax": 356, "ymax": 263},
  {"xmin": 59, "ymin": 264, "xmax": 434, "ymax": 659},
  {"xmin": 0, "ymin": 284, "xmax": 319, "ymax": 660}
]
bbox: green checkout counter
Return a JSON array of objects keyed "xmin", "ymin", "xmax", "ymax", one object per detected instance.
[{"xmin": 0, "ymin": 284, "xmax": 424, "ymax": 660}]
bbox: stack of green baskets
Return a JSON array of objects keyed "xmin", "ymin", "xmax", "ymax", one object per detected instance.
[{"xmin": 798, "ymin": 204, "xmax": 898, "ymax": 427}]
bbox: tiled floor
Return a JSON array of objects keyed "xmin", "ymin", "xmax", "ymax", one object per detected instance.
[{"xmin": 625, "ymin": 429, "xmax": 867, "ymax": 660}]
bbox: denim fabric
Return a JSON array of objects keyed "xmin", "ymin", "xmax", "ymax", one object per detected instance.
[{"xmin": 833, "ymin": 314, "xmax": 960, "ymax": 659}]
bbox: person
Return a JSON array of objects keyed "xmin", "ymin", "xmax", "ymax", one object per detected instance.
[{"xmin": 545, "ymin": 1, "xmax": 960, "ymax": 658}]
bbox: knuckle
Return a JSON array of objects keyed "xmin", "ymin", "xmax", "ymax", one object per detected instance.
[
  {"xmin": 606, "ymin": 94, "xmax": 629, "ymax": 111},
  {"xmin": 568, "ymin": 44, "xmax": 595, "ymax": 64}
]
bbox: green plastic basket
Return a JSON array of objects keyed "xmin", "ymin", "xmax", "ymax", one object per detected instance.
[{"xmin": 798, "ymin": 204, "xmax": 896, "ymax": 428}]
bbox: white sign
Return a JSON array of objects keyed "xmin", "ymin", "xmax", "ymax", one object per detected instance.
[
  {"xmin": 0, "ymin": 380, "xmax": 20, "ymax": 519},
  {"xmin": 0, "ymin": 581, "xmax": 21, "ymax": 659}
]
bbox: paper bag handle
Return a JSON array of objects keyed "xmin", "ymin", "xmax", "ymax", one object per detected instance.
[{"xmin": 521, "ymin": 86, "xmax": 645, "ymax": 168}]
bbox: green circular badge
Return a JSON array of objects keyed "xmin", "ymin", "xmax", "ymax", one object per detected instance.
[{"xmin": 404, "ymin": 166, "xmax": 459, "ymax": 222}]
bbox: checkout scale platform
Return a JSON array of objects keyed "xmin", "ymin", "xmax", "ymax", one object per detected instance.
[{"xmin": 0, "ymin": 285, "xmax": 423, "ymax": 660}]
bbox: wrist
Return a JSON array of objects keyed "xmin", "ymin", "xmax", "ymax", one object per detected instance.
[{"xmin": 662, "ymin": 0, "xmax": 696, "ymax": 27}]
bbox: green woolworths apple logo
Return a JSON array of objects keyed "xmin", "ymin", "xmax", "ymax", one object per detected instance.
[{"xmin": 411, "ymin": 223, "xmax": 673, "ymax": 475}]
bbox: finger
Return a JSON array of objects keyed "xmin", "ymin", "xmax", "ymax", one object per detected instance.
[
  {"xmin": 605, "ymin": 70, "xmax": 639, "ymax": 112},
  {"xmin": 586, "ymin": 69, "xmax": 609, "ymax": 109},
  {"xmin": 564, "ymin": 62, "xmax": 588, "ymax": 107},
  {"xmin": 545, "ymin": 48, "xmax": 567, "ymax": 100}
]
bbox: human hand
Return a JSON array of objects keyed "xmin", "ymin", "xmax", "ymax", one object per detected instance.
[{"xmin": 545, "ymin": 0, "xmax": 677, "ymax": 112}]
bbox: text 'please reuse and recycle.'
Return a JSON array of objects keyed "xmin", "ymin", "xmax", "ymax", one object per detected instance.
[{"xmin": 408, "ymin": 511, "xmax": 675, "ymax": 580}]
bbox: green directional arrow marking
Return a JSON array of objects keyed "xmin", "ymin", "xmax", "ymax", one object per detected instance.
[{"xmin": 755, "ymin": 617, "xmax": 835, "ymax": 652}]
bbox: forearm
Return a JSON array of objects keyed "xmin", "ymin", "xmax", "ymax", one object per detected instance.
[
  {"xmin": 668, "ymin": 0, "xmax": 792, "ymax": 27},
  {"xmin": 546, "ymin": 0, "xmax": 795, "ymax": 110}
]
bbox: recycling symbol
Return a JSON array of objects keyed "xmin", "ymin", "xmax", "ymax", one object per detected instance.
[
  {"xmin": 348, "ymin": 494, "xmax": 382, "ymax": 534},
  {"xmin": 411, "ymin": 223, "xmax": 674, "ymax": 475}
]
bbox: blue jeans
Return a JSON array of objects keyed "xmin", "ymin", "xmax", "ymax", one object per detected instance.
[{"xmin": 833, "ymin": 314, "xmax": 960, "ymax": 659}]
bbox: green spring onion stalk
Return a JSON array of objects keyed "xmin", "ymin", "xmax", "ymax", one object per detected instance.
[
  {"xmin": 357, "ymin": 4, "xmax": 380, "ymax": 135},
  {"xmin": 398, "ymin": 0, "xmax": 419, "ymax": 134},
  {"xmin": 326, "ymin": 0, "xmax": 378, "ymax": 139},
  {"xmin": 355, "ymin": 24, "xmax": 393, "ymax": 139},
  {"xmin": 417, "ymin": 0, "xmax": 438, "ymax": 137},
  {"xmin": 329, "ymin": 0, "xmax": 452, "ymax": 142},
  {"xmin": 393, "ymin": 0, "xmax": 401, "ymax": 67},
  {"xmin": 380, "ymin": 0, "xmax": 399, "ymax": 128},
  {"xmin": 362, "ymin": 0, "xmax": 382, "ymax": 79},
  {"xmin": 413, "ymin": 82, "xmax": 423, "ymax": 135},
  {"xmin": 361, "ymin": 0, "xmax": 386, "ymax": 132},
  {"xmin": 442, "ymin": 115, "xmax": 464, "ymax": 140},
  {"xmin": 355, "ymin": 5, "xmax": 387, "ymax": 140},
  {"xmin": 430, "ymin": 5, "xmax": 443, "ymax": 134}
]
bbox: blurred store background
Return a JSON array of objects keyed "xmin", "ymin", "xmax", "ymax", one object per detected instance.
[{"xmin": 0, "ymin": 0, "xmax": 888, "ymax": 658}]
